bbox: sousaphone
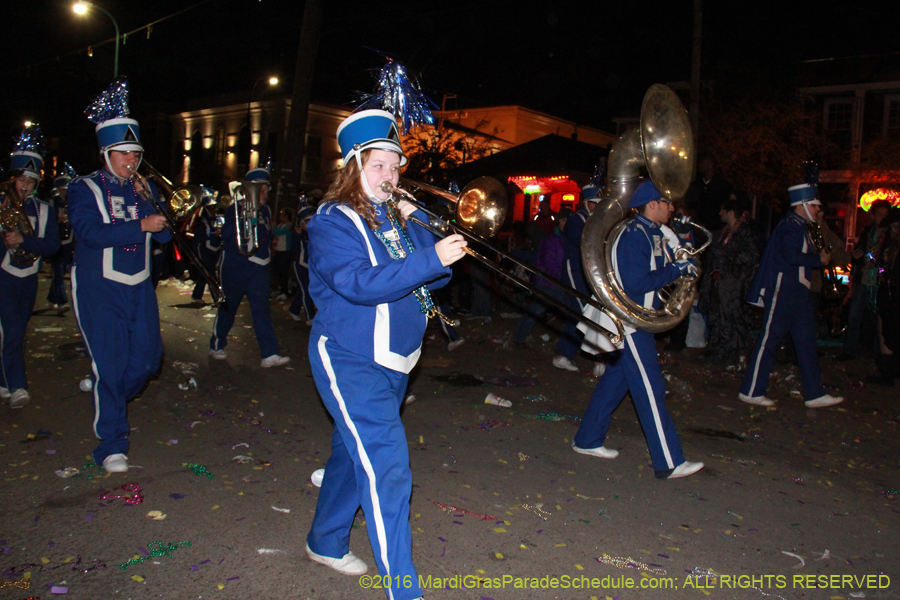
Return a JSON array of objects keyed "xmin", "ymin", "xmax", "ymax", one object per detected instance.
[{"xmin": 581, "ymin": 84, "xmax": 709, "ymax": 334}]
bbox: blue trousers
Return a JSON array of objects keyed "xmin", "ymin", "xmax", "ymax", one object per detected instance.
[
  {"xmin": 0, "ymin": 272, "xmax": 38, "ymax": 391},
  {"xmin": 555, "ymin": 258, "xmax": 588, "ymax": 359},
  {"xmin": 574, "ymin": 330, "xmax": 685, "ymax": 476},
  {"xmin": 210, "ymin": 253, "xmax": 279, "ymax": 358},
  {"xmin": 307, "ymin": 336, "xmax": 420, "ymax": 600},
  {"xmin": 47, "ymin": 244, "xmax": 74, "ymax": 306},
  {"xmin": 191, "ymin": 246, "xmax": 220, "ymax": 302},
  {"xmin": 288, "ymin": 262, "xmax": 315, "ymax": 318},
  {"xmin": 741, "ymin": 277, "xmax": 824, "ymax": 401},
  {"xmin": 841, "ymin": 283, "xmax": 879, "ymax": 358},
  {"xmin": 71, "ymin": 266, "xmax": 163, "ymax": 464},
  {"xmin": 513, "ymin": 281, "xmax": 566, "ymax": 343}
]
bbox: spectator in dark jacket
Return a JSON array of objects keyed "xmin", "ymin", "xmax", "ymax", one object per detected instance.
[{"xmin": 513, "ymin": 208, "xmax": 571, "ymax": 344}]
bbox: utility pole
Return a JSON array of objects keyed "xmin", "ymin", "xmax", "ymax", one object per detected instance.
[{"xmin": 282, "ymin": 0, "xmax": 323, "ymax": 193}]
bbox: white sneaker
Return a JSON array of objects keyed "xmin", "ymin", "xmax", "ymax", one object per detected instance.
[
  {"xmin": 738, "ymin": 393, "xmax": 774, "ymax": 407},
  {"xmin": 9, "ymin": 388, "xmax": 30, "ymax": 409},
  {"xmin": 805, "ymin": 394, "xmax": 844, "ymax": 408},
  {"xmin": 209, "ymin": 349, "xmax": 227, "ymax": 360},
  {"xmin": 275, "ymin": 293, "xmax": 288, "ymax": 302},
  {"xmin": 593, "ymin": 362, "xmax": 606, "ymax": 377},
  {"xmin": 552, "ymin": 355, "xmax": 579, "ymax": 371},
  {"xmin": 447, "ymin": 338, "xmax": 466, "ymax": 352},
  {"xmin": 311, "ymin": 468, "xmax": 325, "ymax": 487},
  {"xmin": 305, "ymin": 543, "xmax": 368, "ymax": 575},
  {"xmin": 288, "ymin": 311, "xmax": 303, "ymax": 322},
  {"xmin": 572, "ymin": 441, "xmax": 619, "ymax": 459},
  {"xmin": 668, "ymin": 461, "xmax": 704, "ymax": 479},
  {"xmin": 0, "ymin": 386, "xmax": 10, "ymax": 400},
  {"xmin": 261, "ymin": 355, "xmax": 290, "ymax": 368},
  {"xmin": 102, "ymin": 453, "xmax": 129, "ymax": 473}
]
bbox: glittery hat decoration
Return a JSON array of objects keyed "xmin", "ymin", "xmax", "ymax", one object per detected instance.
[
  {"xmin": 54, "ymin": 162, "xmax": 78, "ymax": 188},
  {"xmin": 246, "ymin": 156, "xmax": 272, "ymax": 182},
  {"xmin": 85, "ymin": 77, "xmax": 143, "ymax": 152},
  {"xmin": 10, "ymin": 123, "xmax": 44, "ymax": 181},
  {"xmin": 582, "ymin": 162, "xmax": 605, "ymax": 202},
  {"xmin": 789, "ymin": 159, "xmax": 820, "ymax": 206},
  {"xmin": 356, "ymin": 58, "xmax": 436, "ymax": 135}
]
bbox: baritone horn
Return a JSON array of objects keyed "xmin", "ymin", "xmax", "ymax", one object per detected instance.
[
  {"xmin": 580, "ymin": 84, "xmax": 710, "ymax": 335},
  {"xmin": 228, "ymin": 180, "xmax": 267, "ymax": 257},
  {"xmin": 0, "ymin": 173, "xmax": 39, "ymax": 266}
]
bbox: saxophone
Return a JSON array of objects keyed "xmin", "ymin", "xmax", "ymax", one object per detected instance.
[{"xmin": 0, "ymin": 175, "xmax": 39, "ymax": 266}]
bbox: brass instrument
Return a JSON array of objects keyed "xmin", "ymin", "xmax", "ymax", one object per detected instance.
[
  {"xmin": 808, "ymin": 219, "xmax": 847, "ymax": 336},
  {"xmin": 130, "ymin": 161, "xmax": 226, "ymax": 306},
  {"xmin": 581, "ymin": 84, "xmax": 709, "ymax": 334},
  {"xmin": 229, "ymin": 180, "xmax": 267, "ymax": 257},
  {"xmin": 381, "ymin": 178, "xmax": 627, "ymax": 344},
  {"xmin": 0, "ymin": 173, "xmax": 39, "ymax": 266}
]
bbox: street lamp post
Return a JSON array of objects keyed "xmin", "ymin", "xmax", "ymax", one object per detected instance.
[
  {"xmin": 73, "ymin": 1, "xmax": 120, "ymax": 78},
  {"xmin": 246, "ymin": 76, "xmax": 279, "ymax": 127}
]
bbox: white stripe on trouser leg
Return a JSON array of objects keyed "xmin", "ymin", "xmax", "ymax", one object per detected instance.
[
  {"xmin": 565, "ymin": 261, "xmax": 585, "ymax": 311},
  {"xmin": 70, "ymin": 267, "xmax": 104, "ymax": 439},
  {"xmin": 0, "ymin": 317, "xmax": 7, "ymax": 387},
  {"xmin": 293, "ymin": 263, "xmax": 307, "ymax": 309},
  {"xmin": 317, "ymin": 336, "xmax": 393, "ymax": 598},
  {"xmin": 747, "ymin": 273, "xmax": 782, "ymax": 396},
  {"xmin": 625, "ymin": 335, "xmax": 674, "ymax": 469},
  {"xmin": 211, "ymin": 253, "xmax": 226, "ymax": 350}
]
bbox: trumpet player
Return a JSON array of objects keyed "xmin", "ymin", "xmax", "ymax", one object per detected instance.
[
  {"xmin": 67, "ymin": 78, "xmax": 172, "ymax": 474},
  {"xmin": 739, "ymin": 183, "xmax": 843, "ymax": 409},
  {"xmin": 0, "ymin": 125, "xmax": 60, "ymax": 409}
]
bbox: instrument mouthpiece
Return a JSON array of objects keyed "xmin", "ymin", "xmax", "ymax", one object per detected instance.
[{"xmin": 380, "ymin": 182, "xmax": 394, "ymax": 193}]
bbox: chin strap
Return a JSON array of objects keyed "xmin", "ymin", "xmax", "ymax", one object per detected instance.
[
  {"xmin": 102, "ymin": 149, "xmax": 143, "ymax": 183},
  {"xmin": 801, "ymin": 202, "xmax": 815, "ymax": 222}
]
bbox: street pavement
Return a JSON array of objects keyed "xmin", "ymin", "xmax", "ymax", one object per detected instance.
[{"xmin": 1, "ymin": 275, "xmax": 898, "ymax": 600}]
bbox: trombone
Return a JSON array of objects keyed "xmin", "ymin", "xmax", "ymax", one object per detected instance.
[
  {"xmin": 381, "ymin": 179, "xmax": 626, "ymax": 345},
  {"xmin": 130, "ymin": 161, "xmax": 226, "ymax": 307}
]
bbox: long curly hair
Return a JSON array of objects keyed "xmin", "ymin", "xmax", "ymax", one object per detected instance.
[{"xmin": 323, "ymin": 149, "xmax": 406, "ymax": 231}]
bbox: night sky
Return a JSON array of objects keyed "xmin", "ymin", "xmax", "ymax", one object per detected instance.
[{"xmin": 2, "ymin": 0, "xmax": 898, "ymax": 151}]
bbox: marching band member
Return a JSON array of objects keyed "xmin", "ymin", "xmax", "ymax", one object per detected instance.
[
  {"xmin": 574, "ymin": 180, "xmax": 704, "ymax": 479},
  {"xmin": 554, "ymin": 184, "xmax": 602, "ymax": 374},
  {"xmin": 304, "ymin": 109, "xmax": 466, "ymax": 600},
  {"xmin": 0, "ymin": 125, "xmax": 60, "ymax": 409},
  {"xmin": 47, "ymin": 163, "xmax": 77, "ymax": 311},
  {"xmin": 739, "ymin": 183, "xmax": 843, "ymax": 408},
  {"xmin": 208, "ymin": 160, "xmax": 290, "ymax": 367},
  {"xmin": 190, "ymin": 191, "xmax": 221, "ymax": 306},
  {"xmin": 288, "ymin": 205, "xmax": 315, "ymax": 324},
  {"xmin": 68, "ymin": 78, "xmax": 172, "ymax": 472}
]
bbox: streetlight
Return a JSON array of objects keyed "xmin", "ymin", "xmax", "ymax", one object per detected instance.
[
  {"xmin": 73, "ymin": 1, "xmax": 120, "ymax": 78},
  {"xmin": 246, "ymin": 76, "xmax": 279, "ymax": 126}
]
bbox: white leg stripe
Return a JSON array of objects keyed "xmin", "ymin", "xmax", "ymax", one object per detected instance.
[
  {"xmin": 211, "ymin": 253, "xmax": 226, "ymax": 349},
  {"xmin": 0, "ymin": 316, "xmax": 6, "ymax": 387},
  {"xmin": 317, "ymin": 336, "xmax": 393, "ymax": 593},
  {"xmin": 565, "ymin": 261, "xmax": 585, "ymax": 311},
  {"xmin": 748, "ymin": 273, "xmax": 782, "ymax": 395},
  {"xmin": 71, "ymin": 267, "xmax": 103, "ymax": 439},
  {"xmin": 625, "ymin": 335, "xmax": 674, "ymax": 469}
]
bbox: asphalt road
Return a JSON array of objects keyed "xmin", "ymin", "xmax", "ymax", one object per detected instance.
[{"xmin": 1, "ymin": 275, "xmax": 897, "ymax": 600}]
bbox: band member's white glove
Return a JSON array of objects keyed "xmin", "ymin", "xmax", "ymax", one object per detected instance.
[{"xmin": 674, "ymin": 258, "xmax": 699, "ymax": 277}]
